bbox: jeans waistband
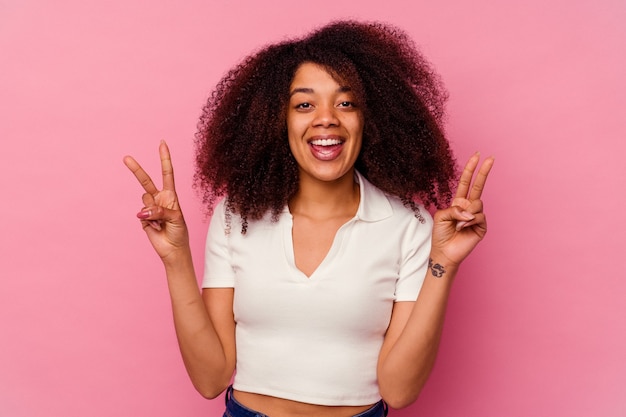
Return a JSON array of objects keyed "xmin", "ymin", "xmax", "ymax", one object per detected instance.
[{"xmin": 224, "ymin": 386, "xmax": 388, "ymax": 417}]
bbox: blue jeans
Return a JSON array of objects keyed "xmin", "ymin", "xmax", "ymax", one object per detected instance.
[{"xmin": 222, "ymin": 386, "xmax": 388, "ymax": 417}]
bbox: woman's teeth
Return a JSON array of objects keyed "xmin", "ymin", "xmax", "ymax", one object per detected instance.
[{"xmin": 310, "ymin": 138, "xmax": 342, "ymax": 146}]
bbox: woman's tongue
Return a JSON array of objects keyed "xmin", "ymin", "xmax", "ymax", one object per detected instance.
[{"xmin": 310, "ymin": 141, "xmax": 343, "ymax": 161}]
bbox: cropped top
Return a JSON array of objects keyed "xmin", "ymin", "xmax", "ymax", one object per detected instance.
[{"xmin": 202, "ymin": 172, "xmax": 432, "ymax": 405}]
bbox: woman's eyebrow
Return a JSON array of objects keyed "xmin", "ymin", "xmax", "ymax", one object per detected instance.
[
  {"xmin": 289, "ymin": 86, "xmax": 353, "ymax": 97},
  {"xmin": 289, "ymin": 87, "xmax": 314, "ymax": 96}
]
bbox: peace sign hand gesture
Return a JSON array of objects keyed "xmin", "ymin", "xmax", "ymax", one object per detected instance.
[
  {"xmin": 123, "ymin": 141, "xmax": 190, "ymax": 263},
  {"xmin": 431, "ymin": 153, "xmax": 494, "ymax": 268}
]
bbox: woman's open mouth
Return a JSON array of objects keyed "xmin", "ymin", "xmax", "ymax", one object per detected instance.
[{"xmin": 308, "ymin": 137, "xmax": 345, "ymax": 161}]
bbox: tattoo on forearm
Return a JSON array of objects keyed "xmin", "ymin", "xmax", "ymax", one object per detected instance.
[{"xmin": 429, "ymin": 258, "xmax": 446, "ymax": 278}]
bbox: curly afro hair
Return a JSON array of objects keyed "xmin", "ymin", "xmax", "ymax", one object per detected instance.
[{"xmin": 195, "ymin": 20, "xmax": 457, "ymax": 233}]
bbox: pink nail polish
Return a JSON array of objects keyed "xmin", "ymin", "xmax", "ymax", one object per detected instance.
[{"xmin": 137, "ymin": 210, "xmax": 150, "ymax": 219}]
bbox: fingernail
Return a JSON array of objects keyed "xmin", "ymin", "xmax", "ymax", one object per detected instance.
[
  {"xmin": 456, "ymin": 221, "xmax": 467, "ymax": 231},
  {"xmin": 137, "ymin": 210, "xmax": 151, "ymax": 219},
  {"xmin": 461, "ymin": 211, "xmax": 475, "ymax": 220}
]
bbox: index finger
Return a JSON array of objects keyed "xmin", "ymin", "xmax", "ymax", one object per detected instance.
[
  {"xmin": 159, "ymin": 141, "xmax": 176, "ymax": 192},
  {"xmin": 123, "ymin": 155, "xmax": 159, "ymax": 196}
]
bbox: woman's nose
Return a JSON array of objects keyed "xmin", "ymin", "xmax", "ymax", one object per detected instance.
[{"xmin": 313, "ymin": 105, "xmax": 339, "ymax": 127}]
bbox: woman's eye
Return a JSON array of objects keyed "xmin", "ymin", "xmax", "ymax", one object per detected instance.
[
  {"xmin": 338, "ymin": 101, "xmax": 355, "ymax": 108},
  {"xmin": 296, "ymin": 102, "xmax": 312, "ymax": 109}
]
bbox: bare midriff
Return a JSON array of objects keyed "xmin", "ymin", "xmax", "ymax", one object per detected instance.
[{"xmin": 233, "ymin": 389, "xmax": 375, "ymax": 417}]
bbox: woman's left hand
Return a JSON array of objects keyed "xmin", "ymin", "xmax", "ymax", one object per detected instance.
[{"xmin": 431, "ymin": 153, "xmax": 494, "ymax": 267}]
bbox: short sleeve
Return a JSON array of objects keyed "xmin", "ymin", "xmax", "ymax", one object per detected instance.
[
  {"xmin": 394, "ymin": 208, "xmax": 433, "ymax": 302},
  {"xmin": 202, "ymin": 199, "xmax": 236, "ymax": 288}
]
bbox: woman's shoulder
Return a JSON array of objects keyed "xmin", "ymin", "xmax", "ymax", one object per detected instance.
[
  {"xmin": 358, "ymin": 172, "xmax": 433, "ymax": 227},
  {"xmin": 210, "ymin": 196, "xmax": 287, "ymax": 236}
]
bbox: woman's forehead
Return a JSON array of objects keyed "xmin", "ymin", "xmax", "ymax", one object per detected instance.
[{"xmin": 290, "ymin": 62, "xmax": 351, "ymax": 91}]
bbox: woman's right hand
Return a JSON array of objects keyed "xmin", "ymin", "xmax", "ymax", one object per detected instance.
[{"xmin": 123, "ymin": 141, "xmax": 190, "ymax": 263}]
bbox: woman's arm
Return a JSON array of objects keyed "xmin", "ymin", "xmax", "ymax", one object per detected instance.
[
  {"xmin": 124, "ymin": 142, "xmax": 236, "ymax": 398},
  {"xmin": 165, "ymin": 254, "xmax": 236, "ymax": 399},
  {"xmin": 377, "ymin": 153, "xmax": 494, "ymax": 408}
]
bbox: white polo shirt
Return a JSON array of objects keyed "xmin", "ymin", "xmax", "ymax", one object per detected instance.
[{"xmin": 202, "ymin": 172, "xmax": 432, "ymax": 405}]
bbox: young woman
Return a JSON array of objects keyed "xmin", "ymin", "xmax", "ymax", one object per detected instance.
[{"xmin": 124, "ymin": 21, "xmax": 493, "ymax": 417}]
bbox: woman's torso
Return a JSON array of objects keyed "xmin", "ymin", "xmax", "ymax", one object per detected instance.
[{"xmin": 203, "ymin": 174, "xmax": 432, "ymax": 410}]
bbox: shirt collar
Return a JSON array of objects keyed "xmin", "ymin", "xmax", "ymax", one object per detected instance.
[{"xmin": 354, "ymin": 171, "xmax": 393, "ymax": 222}]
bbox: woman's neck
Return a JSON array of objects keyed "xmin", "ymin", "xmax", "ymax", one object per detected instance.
[{"xmin": 288, "ymin": 169, "xmax": 360, "ymax": 220}]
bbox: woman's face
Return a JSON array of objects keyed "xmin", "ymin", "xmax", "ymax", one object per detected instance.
[{"xmin": 286, "ymin": 62, "xmax": 364, "ymax": 185}]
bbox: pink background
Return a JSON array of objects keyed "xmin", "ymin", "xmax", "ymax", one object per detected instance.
[{"xmin": 1, "ymin": 1, "xmax": 625, "ymax": 416}]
